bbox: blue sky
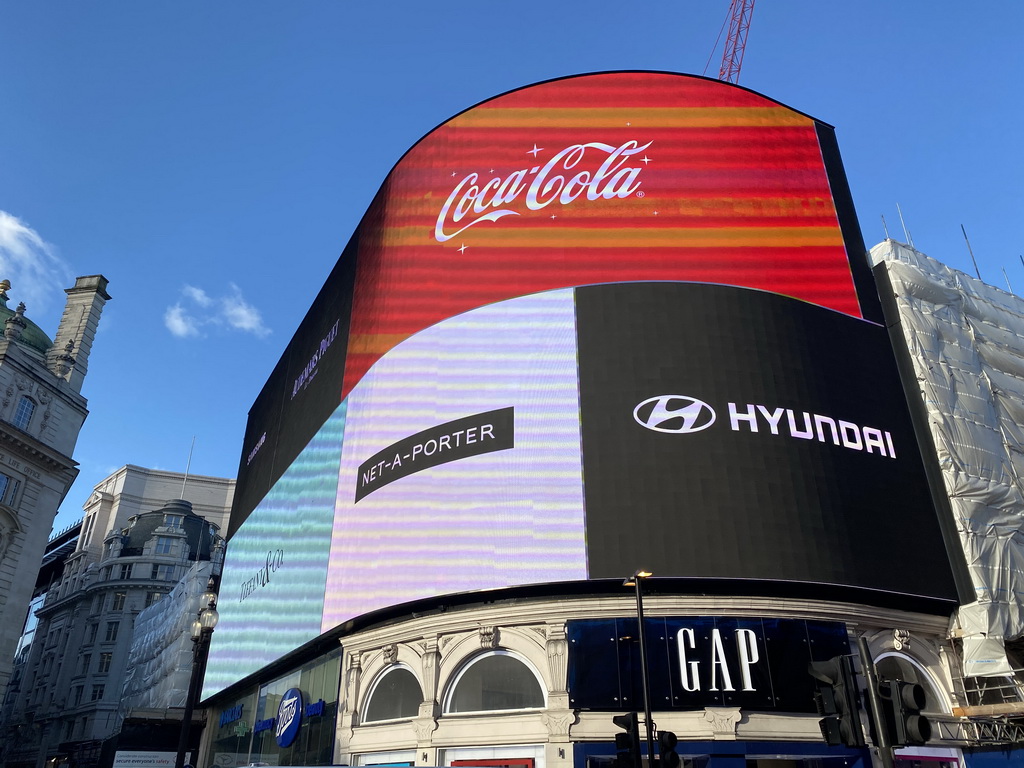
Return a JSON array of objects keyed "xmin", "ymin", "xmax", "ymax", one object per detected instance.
[{"xmin": 2, "ymin": 2, "xmax": 1021, "ymax": 531}]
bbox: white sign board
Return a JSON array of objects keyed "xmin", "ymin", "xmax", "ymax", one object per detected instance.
[{"xmin": 113, "ymin": 751, "xmax": 192, "ymax": 768}]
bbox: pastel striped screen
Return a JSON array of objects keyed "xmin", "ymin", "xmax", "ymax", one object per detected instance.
[
  {"xmin": 202, "ymin": 404, "xmax": 345, "ymax": 699},
  {"xmin": 323, "ymin": 289, "xmax": 586, "ymax": 630}
]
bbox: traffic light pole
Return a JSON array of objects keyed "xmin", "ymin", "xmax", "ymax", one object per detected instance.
[
  {"xmin": 857, "ymin": 636, "xmax": 895, "ymax": 768},
  {"xmin": 633, "ymin": 577, "xmax": 656, "ymax": 768}
]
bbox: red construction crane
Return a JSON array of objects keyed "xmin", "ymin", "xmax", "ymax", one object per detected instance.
[{"xmin": 718, "ymin": 0, "xmax": 756, "ymax": 84}]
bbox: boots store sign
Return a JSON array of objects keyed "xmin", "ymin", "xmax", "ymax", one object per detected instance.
[{"xmin": 566, "ymin": 617, "xmax": 850, "ymax": 712}]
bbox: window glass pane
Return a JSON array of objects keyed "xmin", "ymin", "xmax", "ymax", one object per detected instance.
[
  {"xmin": 364, "ymin": 667, "xmax": 422, "ymax": 722},
  {"xmin": 447, "ymin": 653, "xmax": 544, "ymax": 713},
  {"xmin": 155, "ymin": 536, "xmax": 173, "ymax": 554},
  {"xmin": 13, "ymin": 397, "xmax": 35, "ymax": 430},
  {"xmin": 152, "ymin": 564, "xmax": 175, "ymax": 580}
]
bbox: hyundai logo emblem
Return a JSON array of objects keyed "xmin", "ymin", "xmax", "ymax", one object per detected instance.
[{"xmin": 633, "ymin": 395, "xmax": 716, "ymax": 434}]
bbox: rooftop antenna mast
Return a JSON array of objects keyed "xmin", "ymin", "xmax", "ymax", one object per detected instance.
[
  {"xmin": 961, "ymin": 224, "xmax": 982, "ymax": 281},
  {"xmin": 718, "ymin": 0, "xmax": 757, "ymax": 84},
  {"xmin": 181, "ymin": 436, "xmax": 196, "ymax": 498},
  {"xmin": 896, "ymin": 203, "xmax": 915, "ymax": 248}
]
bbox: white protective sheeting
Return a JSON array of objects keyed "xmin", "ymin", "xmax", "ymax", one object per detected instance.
[
  {"xmin": 962, "ymin": 635, "xmax": 1014, "ymax": 677},
  {"xmin": 121, "ymin": 561, "xmax": 215, "ymax": 710},
  {"xmin": 871, "ymin": 240, "xmax": 1024, "ymax": 675}
]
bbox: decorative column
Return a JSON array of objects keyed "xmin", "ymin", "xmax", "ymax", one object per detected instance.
[
  {"xmin": 542, "ymin": 622, "xmax": 577, "ymax": 765},
  {"xmin": 413, "ymin": 637, "xmax": 441, "ymax": 743}
]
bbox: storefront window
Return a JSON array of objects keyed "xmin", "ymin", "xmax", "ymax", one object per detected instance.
[
  {"xmin": 249, "ymin": 648, "xmax": 342, "ymax": 766},
  {"xmin": 441, "ymin": 745, "xmax": 545, "ymax": 768},
  {"xmin": 353, "ymin": 749, "xmax": 416, "ymax": 766},
  {"xmin": 207, "ymin": 689, "xmax": 258, "ymax": 768}
]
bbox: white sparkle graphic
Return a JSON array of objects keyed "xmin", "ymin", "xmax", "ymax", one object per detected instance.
[
  {"xmin": 528, "ymin": 144, "xmax": 543, "ymax": 157},
  {"xmin": 640, "ymin": 155, "xmax": 652, "ymax": 165},
  {"xmin": 653, "ymin": 211, "xmax": 660, "ymax": 216},
  {"xmin": 457, "ymin": 243, "xmax": 468, "ymax": 254}
]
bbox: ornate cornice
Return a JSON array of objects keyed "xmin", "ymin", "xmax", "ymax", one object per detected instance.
[{"xmin": 0, "ymin": 425, "xmax": 77, "ymax": 475}]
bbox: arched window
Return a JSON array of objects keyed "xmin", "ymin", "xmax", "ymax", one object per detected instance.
[
  {"xmin": 363, "ymin": 665, "xmax": 422, "ymax": 722},
  {"xmin": 444, "ymin": 650, "xmax": 545, "ymax": 714},
  {"xmin": 12, "ymin": 397, "xmax": 35, "ymax": 431},
  {"xmin": 876, "ymin": 655, "xmax": 944, "ymax": 712}
]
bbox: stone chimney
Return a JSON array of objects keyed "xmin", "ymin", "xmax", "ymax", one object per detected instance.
[{"xmin": 49, "ymin": 275, "xmax": 111, "ymax": 392}]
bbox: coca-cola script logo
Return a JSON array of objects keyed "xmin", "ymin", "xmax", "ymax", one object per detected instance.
[{"xmin": 435, "ymin": 140, "xmax": 653, "ymax": 242}]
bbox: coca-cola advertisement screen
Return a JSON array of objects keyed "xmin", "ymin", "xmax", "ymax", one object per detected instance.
[{"xmin": 204, "ymin": 72, "xmax": 936, "ymax": 700}]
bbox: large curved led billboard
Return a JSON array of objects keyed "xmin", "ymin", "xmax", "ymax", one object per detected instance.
[{"xmin": 204, "ymin": 72, "xmax": 955, "ymax": 699}]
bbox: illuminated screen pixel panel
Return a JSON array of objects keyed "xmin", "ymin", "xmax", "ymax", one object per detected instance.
[
  {"xmin": 207, "ymin": 73, "xmax": 948, "ymax": 700},
  {"xmin": 341, "ymin": 72, "xmax": 869, "ymax": 399},
  {"xmin": 232, "ymin": 71, "xmax": 876, "ymax": 532},
  {"xmin": 204, "ymin": 405, "xmax": 345, "ymax": 697},
  {"xmin": 205, "ymin": 284, "xmax": 958, "ymax": 699},
  {"xmin": 323, "ymin": 289, "xmax": 587, "ymax": 630}
]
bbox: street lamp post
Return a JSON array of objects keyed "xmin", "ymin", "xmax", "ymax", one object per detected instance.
[
  {"xmin": 624, "ymin": 570, "xmax": 655, "ymax": 768},
  {"xmin": 175, "ymin": 579, "xmax": 219, "ymax": 768}
]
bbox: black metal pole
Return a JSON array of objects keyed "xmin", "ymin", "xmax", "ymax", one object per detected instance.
[
  {"xmin": 634, "ymin": 578, "xmax": 656, "ymax": 768},
  {"xmin": 857, "ymin": 635, "xmax": 895, "ymax": 768},
  {"xmin": 175, "ymin": 634, "xmax": 205, "ymax": 768}
]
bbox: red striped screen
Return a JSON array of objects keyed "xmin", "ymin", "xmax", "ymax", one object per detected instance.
[{"xmin": 342, "ymin": 72, "xmax": 861, "ymax": 399}]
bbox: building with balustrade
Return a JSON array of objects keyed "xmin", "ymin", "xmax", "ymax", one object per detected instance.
[{"xmin": 0, "ymin": 465, "xmax": 233, "ymax": 768}]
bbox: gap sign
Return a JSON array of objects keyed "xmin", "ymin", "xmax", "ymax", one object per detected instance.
[{"xmin": 567, "ymin": 617, "xmax": 850, "ymax": 712}]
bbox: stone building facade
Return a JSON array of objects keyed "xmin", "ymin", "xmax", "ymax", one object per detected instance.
[
  {"xmin": 0, "ymin": 275, "xmax": 110, "ymax": 700},
  {"xmin": 0, "ymin": 465, "xmax": 234, "ymax": 768}
]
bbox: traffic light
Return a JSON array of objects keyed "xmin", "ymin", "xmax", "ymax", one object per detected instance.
[
  {"xmin": 807, "ymin": 655, "xmax": 865, "ymax": 747},
  {"xmin": 880, "ymin": 679, "xmax": 932, "ymax": 746},
  {"xmin": 612, "ymin": 712, "xmax": 641, "ymax": 768},
  {"xmin": 658, "ymin": 730, "xmax": 679, "ymax": 768}
]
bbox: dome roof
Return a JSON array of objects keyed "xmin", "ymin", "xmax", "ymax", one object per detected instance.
[
  {"xmin": 0, "ymin": 281, "xmax": 53, "ymax": 353},
  {"xmin": 120, "ymin": 498, "xmax": 220, "ymax": 561}
]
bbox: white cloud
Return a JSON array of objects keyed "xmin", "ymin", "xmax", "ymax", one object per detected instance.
[
  {"xmin": 164, "ymin": 304, "xmax": 200, "ymax": 338},
  {"xmin": 182, "ymin": 284, "xmax": 213, "ymax": 307},
  {"xmin": 0, "ymin": 210, "xmax": 74, "ymax": 314},
  {"xmin": 165, "ymin": 283, "xmax": 271, "ymax": 339},
  {"xmin": 221, "ymin": 283, "xmax": 271, "ymax": 337}
]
